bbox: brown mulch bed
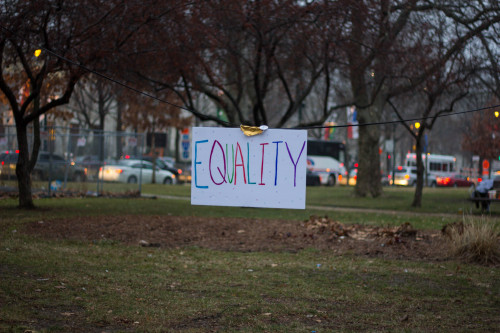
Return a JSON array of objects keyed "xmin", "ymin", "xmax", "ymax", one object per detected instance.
[{"xmin": 24, "ymin": 215, "xmax": 449, "ymax": 261}]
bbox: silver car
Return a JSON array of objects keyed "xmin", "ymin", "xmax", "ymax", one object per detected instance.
[{"xmin": 98, "ymin": 159, "xmax": 176, "ymax": 184}]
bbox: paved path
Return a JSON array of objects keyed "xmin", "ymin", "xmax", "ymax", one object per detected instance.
[
  {"xmin": 306, "ymin": 205, "xmax": 463, "ymax": 218},
  {"xmin": 142, "ymin": 193, "xmax": 469, "ymax": 218}
]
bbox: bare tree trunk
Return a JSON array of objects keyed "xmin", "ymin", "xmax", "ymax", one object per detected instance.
[
  {"xmin": 355, "ymin": 105, "xmax": 383, "ymax": 197},
  {"xmin": 175, "ymin": 129, "xmax": 180, "ymax": 162},
  {"xmin": 348, "ymin": 12, "xmax": 385, "ymax": 198},
  {"xmin": 151, "ymin": 131, "xmax": 156, "ymax": 184},
  {"xmin": 16, "ymin": 92, "xmax": 42, "ymax": 209},
  {"xmin": 412, "ymin": 134, "xmax": 425, "ymax": 207},
  {"xmin": 29, "ymin": 94, "xmax": 42, "ymax": 173},
  {"xmin": 115, "ymin": 98, "xmax": 123, "ymax": 160},
  {"xmin": 15, "ymin": 122, "xmax": 34, "ymax": 209},
  {"xmin": 98, "ymin": 92, "xmax": 106, "ymax": 163}
]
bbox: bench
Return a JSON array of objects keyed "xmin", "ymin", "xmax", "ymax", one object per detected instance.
[
  {"xmin": 468, "ymin": 197, "xmax": 500, "ymax": 204},
  {"xmin": 468, "ymin": 198, "xmax": 500, "ymax": 213},
  {"xmin": 468, "ymin": 180, "xmax": 500, "ymax": 211}
]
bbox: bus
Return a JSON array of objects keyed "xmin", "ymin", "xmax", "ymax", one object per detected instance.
[
  {"xmin": 307, "ymin": 139, "xmax": 346, "ymax": 165},
  {"xmin": 306, "ymin": 139, "xmax": 347, "ymax": 186},
  {"xmin": 404, "ymin": 153, "xmax": 456, "ymax": 186}
]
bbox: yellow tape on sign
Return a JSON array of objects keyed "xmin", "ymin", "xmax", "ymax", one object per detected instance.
[{"xmin": 240, "ymin": 125, "xmax": 265, "ymax": 136}]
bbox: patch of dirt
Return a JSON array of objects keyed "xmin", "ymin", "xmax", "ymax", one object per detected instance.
[
  {"xmin": 0, "ymin": 187, "xmax": 141, "ymax": 200},
  {"xmin": 24, "ymin": 215, "xmax": 449, "ymax": 261}
]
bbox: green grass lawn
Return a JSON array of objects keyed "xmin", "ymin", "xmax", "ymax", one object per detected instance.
[
  {"xmin": 3, "ymin": 179, "xmax": 494, "ymax": 215},
  {"xmin": 1, "ymin": 238, "xmax": 498, "ymax": 332},
  {"xmin": 0, "ymin": 194, "xmax": 487, "ymax": 231},
  {"xmin": 142, "ymin": 183, "xmax": 492, "ymax": 211},
  {"xmin": 0, "ymin": 186, "xmax": 499, "ymax": 332}
]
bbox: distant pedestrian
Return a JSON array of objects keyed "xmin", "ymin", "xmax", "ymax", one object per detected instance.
[{"xmin": 473, "ymin": 179, "xmax": 494, "ymax": 212}]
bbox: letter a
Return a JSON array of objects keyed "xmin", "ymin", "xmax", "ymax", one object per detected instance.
[{"xmin": 234, "ymin": 142, "xmax": 247, "ymax": 185}]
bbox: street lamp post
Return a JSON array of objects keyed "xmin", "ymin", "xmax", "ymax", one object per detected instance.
[
  {"xmin": 392, "ymin": 120, "xmax": 396, "ymax": 186},
  {"xmin": 390, "ymin": 115, "xmax": 399, "ymax": 185}
]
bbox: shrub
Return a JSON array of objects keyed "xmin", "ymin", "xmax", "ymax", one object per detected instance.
[{"xmin": 447, "ymin": 216, "xmax": 500, "ymax": 265}]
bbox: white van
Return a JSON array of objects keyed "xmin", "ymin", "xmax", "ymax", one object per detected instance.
[
  {"xmin": 306, "ymin": 155, "xmax": 346, "ymax": 186},
  {"xmin": 405, "ymin": 153, "xmax": 456, "ymax": 186}
]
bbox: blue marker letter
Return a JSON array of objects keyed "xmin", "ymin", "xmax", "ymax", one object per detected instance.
[
  {"xmin": 194, "ymin": 140, "xmax": 209, "ymax": 189},
  {"xmin": 272, "ymin": 141, "xmax": 283, "ymax": 186}
]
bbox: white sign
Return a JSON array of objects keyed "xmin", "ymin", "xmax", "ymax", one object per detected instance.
[
  {"xmin": 351, "ymin": 121, "xmax": 359, "ymax": 139},
  {"xmin": 191, "ymin": 127, "xmax": 307, "ymax": 209},
  {"xmin": 385, "ymin": 139, "xmax": 394, "ymax": 152},
  {"xmin": 128, "ymin": 137, "xmax": 137, "ymax": 147},
  {"xmin": 77, "ymin": 137, "xmax": 86, "ymax": 147}
]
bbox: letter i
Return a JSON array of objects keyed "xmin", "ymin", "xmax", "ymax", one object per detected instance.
[
  {"xmin": 259, "ymin": 143, "xmax": 268, "ymax": 185},
  {"xmin": 272, "ymin": 141, "xmax": 283, "ymax": 186}
]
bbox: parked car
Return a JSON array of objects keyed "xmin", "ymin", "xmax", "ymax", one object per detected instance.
[
  {"xmin": 0, "ymin": 151, "xmax": 18, "ymax": 180},
  {"xmin": 393, "ymin": 166, "xmax": 418, "ymax": 186},
  {"xmin": 306, "ymin": 155, "xmax": 346, "ymax": 186},
  {"xmin": 381, "ymin": 173, "xmax": 391, "ymax": 186},
  {"xmin": 306, "ymin": 169, "xmax": 321, "ymax": 186},
  {"xmin": 98, "ymin": 159, "xmax": 176, "ymax": 184},
  {"xmin": 339, "ymin": 168, "xmax": 357, "ymax": 186},
  {"xmin": 436, "ymin": 173, "xmax": 475, "ymax": 188},
  {"xmin": 158, "ymin": 156, "xmax": 176, "ymax": 168},
  {"xmin": 156, "ymin": 156, "xmax": 193, "ymax": 183},
  {"xmin": 175, "ymin": 162, "xmax": 192, "ymax": 184},
  {"xmin": 123, "ymin": 155, "xmax": 181, "ymax": 177},
  {"xmin": 339, "ymin": 168, "xmax": 390, "ymax": 187},
  {"xmin": 1, "ymin": 150, "xmax": 86, "ymax": 181},
  {"xmin": 74, "ymin": 155, "xmax": 103, "ymax": 180},
  {"xmin": 153, "ymin": 156, "xmax": 192, "ymax": 184}
]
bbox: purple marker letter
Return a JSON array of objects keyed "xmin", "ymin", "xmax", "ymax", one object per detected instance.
[
  {"xmin": 286, "ymin": 141, "xmax": 306, "ymax": 187},
  {"xmin": 209, "ymin": 140, "xmax": 226, "ymax": 185}
]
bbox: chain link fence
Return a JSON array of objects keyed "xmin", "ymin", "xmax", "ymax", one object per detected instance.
[{"xmin": 0, "ymin": 125, "xmax": 151, "ymax": 196}]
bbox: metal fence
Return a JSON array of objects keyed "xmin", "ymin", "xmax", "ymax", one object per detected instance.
[{"xmin": 0, "ymin": 125, "xmax": 149, "ymax": 196}]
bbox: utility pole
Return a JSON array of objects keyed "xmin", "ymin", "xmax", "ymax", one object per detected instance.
[{"xmin": 391, "ymin": 118, "xmax": 396, "ymax": 186}]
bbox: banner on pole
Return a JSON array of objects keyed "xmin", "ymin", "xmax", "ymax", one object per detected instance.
[{"xmin": 191, "ymin": 127, "xmax": 307, "ymax": 209}]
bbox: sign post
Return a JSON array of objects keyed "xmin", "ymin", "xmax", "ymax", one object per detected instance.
[
  {"xmin": 482, "ymin": 159, "xmax": 490, "ymax": 176},
  {"xmin": 180, "ymin": 128, "xmax": 191, "ymax": 161}
]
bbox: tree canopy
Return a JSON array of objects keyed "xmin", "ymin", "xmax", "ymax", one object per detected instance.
[
  {"xmin": 0, "ymin": 0, "xmax": 153, "ymax": 208},
  {"xmin": 1, "ymin": 0, "xmax": 500, "ymax": 208}
]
